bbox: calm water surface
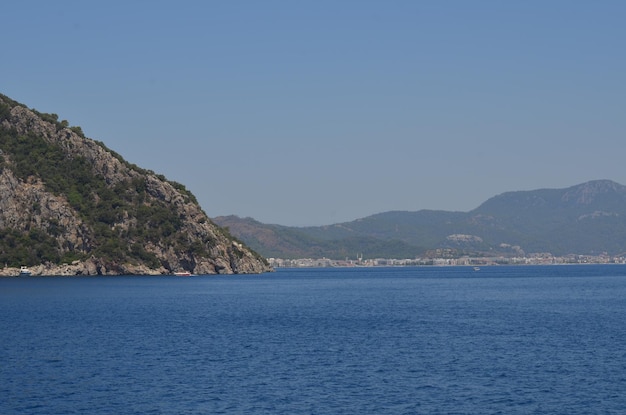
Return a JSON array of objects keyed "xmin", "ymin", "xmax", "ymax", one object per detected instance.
[{"xmin": 2, "ymin": 265, "xmax": 626, "ymax": 414}]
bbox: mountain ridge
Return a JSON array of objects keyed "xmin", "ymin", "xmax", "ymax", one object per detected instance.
[
  {"xmin": 214, "ymin": 180, "xmax": 626, "ymax": 259},
  {"xmin": 0, "ymin": 93, "xmax": 271, "ymax": 276}
]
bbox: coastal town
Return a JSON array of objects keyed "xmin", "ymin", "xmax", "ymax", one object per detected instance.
[{"xmin": 268, "ymin": 252, "xmax": 626, "ymax": 268}]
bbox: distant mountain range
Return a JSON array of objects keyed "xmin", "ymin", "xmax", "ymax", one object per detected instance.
[{"xmin": 214, "ymin": 180, "xmax": 626, "ymax": 259}]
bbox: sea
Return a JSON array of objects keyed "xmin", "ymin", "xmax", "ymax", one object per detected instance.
[{"xmin": 1, "ymin": 265, "xmax": 626, "ymax": 415}]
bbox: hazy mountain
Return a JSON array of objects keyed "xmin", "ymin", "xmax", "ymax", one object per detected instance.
[
  {"xmin": 0, "ymin": 93, "xmax": 270, "ymax": 275},
  {"xmin": 214, "ymin": 180, "xmax": 626, "ymax": 259},
  {"xmin": 213, "ymin": 215, "xmax": 425, "ymax": 259}
]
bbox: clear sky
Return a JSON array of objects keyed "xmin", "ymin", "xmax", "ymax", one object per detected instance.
[{"xmin": 3, "ymin": 1, "xmax": 625, "ymax": 226}]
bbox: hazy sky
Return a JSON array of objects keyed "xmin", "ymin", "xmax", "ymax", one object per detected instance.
[{"xmin": 3, "ymin": 1, "xmax": 625, "ymax": 226}]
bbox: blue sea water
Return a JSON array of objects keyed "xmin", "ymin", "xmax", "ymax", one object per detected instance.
[{"xmin": 2, "ymin": 265, "xmax": 626, "ymax": 414}]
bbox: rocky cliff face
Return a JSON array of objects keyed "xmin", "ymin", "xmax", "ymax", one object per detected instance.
[{"xmin": 0, "ymin": 93, "xmax": 271, "ymax": 276}]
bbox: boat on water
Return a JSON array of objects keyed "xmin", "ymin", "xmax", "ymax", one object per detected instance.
[
  {"xmin": 19, "ymin": 266, "xmax": 32, "ymax": 277},
  {"xmin": 473, "ymin": 266, "xmax": 481, "ymax": 271},
  {"xmin": 174, "ymin": 271, "xmax": 192, "ymax": 277}
]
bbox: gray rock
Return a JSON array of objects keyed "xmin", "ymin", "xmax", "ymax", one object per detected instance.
[{"xmin": 0, "ymin": 94, "xmax": 271, "ymax": 276}]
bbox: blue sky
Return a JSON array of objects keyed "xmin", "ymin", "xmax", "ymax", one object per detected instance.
[{"xmin": 3, "ymin": 1, "xmax": 625, "ymax": 226}]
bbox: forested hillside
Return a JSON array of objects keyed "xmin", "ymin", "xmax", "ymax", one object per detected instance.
[
  {"xmin": 0, "ymin": 93, "xmax": 270, "ymax": 275},
  {"xmin": 215, "ymin": 180, "xmax": 626, "ymax": 259}
]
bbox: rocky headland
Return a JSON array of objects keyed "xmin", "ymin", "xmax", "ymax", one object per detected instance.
[{"xmin": 0, "ymin": 93, "xmax": 271, "ymax": 276}]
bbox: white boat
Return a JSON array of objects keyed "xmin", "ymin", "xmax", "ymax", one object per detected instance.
[
  {"xmin": 19, "ymin": 266, "xmax": 32, "ymax": 276},
  {"xmin": 174, "ymin": 271, "xmax": 192, "ymax": 277},
  {"xmin": 473, "ymin": 266, "xmax": 480, "ymax": 271}
]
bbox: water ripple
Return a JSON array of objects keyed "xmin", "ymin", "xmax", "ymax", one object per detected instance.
[{"xmin": 2, "ymin": 266, "xmax": 626, "ymax": 414}]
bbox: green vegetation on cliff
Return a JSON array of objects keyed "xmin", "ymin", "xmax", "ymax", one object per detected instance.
[
  {"xmin": 0, "ymin": 114, "xmax": 200, "ymax": 267},
  {"xmin": 0, "ymin": 93, "xmax": 269, "ymax": 274}
]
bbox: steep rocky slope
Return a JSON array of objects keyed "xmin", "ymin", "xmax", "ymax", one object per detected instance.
[{"xmin": 0, "ymin": 93, "xmax": 271, "ymax": 275}]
